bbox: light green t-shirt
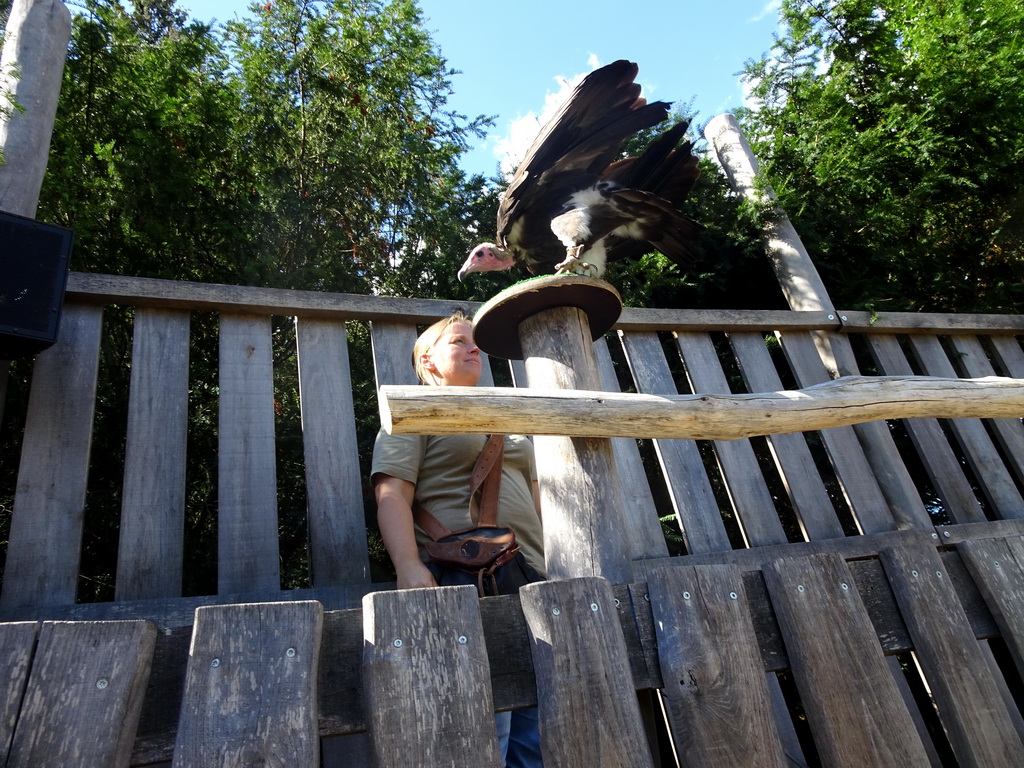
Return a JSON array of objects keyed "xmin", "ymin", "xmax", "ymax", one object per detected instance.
[{"xmin": 371, "ymin": 430, "xmax": 545, "ymax": 576}]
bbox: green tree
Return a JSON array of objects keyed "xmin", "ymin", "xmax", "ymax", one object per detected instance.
[
  {"xmin": 222, "ymin": 0, "xmax": 490, "ymax": 293},
  {"xmin": 17, "ymin": 0, "xmax": 495, "ymax": 597},
  {"xmin": 741, "ymin": 0, "xmax": 1024, "ymax": 313},
  {"xmin": 42, "ymin": 0, "xmax": 246, "ymax": 283}
]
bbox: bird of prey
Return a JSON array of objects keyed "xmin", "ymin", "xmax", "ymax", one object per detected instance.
[{"xmin": 458, "ymin": 59, "xmax": 701, "ymax": 282}]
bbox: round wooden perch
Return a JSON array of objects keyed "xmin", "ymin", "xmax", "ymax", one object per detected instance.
[
  {"xmin": 472, "ymin": 274, "xmax": 622, "ymax": 360},
  {"xmin": 380, "ymin": 375, "xmax": 1024, "ymax": 441}
]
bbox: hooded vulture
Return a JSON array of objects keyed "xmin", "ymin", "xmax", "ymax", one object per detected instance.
[{"xmin": 458, "ymin": 59, "xmax": 701, "ymax": 281}]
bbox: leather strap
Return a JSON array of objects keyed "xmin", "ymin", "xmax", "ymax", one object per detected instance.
[
  {"xmin": 469, "ymin": 434, "xmax": 504, "ymax": 526},
  {"xmin": 413, "ymin": 434, "xmax": 505, "ymax": 539}
]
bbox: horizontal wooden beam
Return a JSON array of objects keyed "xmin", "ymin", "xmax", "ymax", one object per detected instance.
[
  {"xmin": 840, "ymin": 310, "xmax": 1024, "ymax": 335},
  {"xmin": 380, "ymin": 375, "xmax": 1024, "ymax": 441}
]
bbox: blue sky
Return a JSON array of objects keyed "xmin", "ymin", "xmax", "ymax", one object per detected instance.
[{"xmin": 179, "ymin": 0, "xmax": 783, "ymax": 177}]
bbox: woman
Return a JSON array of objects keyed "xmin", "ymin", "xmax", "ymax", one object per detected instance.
[
  {"xmin": 371, "ymin": 310, "xmax": 544, "ymax": 768},
  {"xmin": 371, "ymin": 310, "xmax": 544, "ymax": 588}
]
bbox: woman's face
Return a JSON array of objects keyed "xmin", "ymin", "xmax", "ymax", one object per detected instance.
[{"xmin": 421, "ymin": 322, "xmax": 482, "ymax": 387}]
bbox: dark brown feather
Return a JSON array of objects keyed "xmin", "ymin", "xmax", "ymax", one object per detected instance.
[{"xmin": 487, "ymin": 60, "xmax": 702, "ymax": 276}]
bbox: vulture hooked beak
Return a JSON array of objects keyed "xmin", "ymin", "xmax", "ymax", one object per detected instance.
[{"xmin": 459, "ymin": 243, "xmax": 514, "ymax": 281}]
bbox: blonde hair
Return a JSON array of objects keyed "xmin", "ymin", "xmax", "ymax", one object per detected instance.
[{"xmin": 412, "ymin": 310, "xmax": 472, "ymax": 384}]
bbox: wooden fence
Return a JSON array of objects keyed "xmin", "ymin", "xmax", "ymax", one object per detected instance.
[{"xmin": 2, "ymin": 271, "xmax": 1024, "ymax": 765}]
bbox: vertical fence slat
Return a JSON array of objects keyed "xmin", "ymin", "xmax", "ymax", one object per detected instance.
[
  {"xmin": 777, "ymin": 330, "xmax": 895, "ymax": 534},
  {"xmin": 881, "ymin": 544, "xmax": 1024, "ymax": 764},
  {"xmin": 866, "ymin": 334, "xmax": 986, "ymax": 523},
  {"xmin": 117, "ymin": 308, "xmax": 190, "ymax": 601},
  {"xmin": 947, "ymin": 334, "xmax": 1024, "ymax": 488},
  {"xmin": 908, "ymin": 335, "xmax": 1024, "ymax": 518},
  {"xmin": 173, "ymin": 601, "xmax": 323, "ymax": 767},
  {"xmin": 989, "ymin": 335, "xmax": 1024, "ymax": 378},
  {"xmin": 596, "ymin": 336, "xmax": 667, "ymax": 560},
  {"xmin": 1, "ymin": 303, "xmax": 103, "ymax": 608},
  {"xmin": 954, "ymin": 535, "xmax": 1024, "ymax": 681},
  {"xmin": 218, "ymin": 313, "xmax": 279, "ymax": 594},
  {"xmin": 619, "ymin": 330, "xmax": 729, "ymax": 554},
  {"xmin": 370, "ymin": 321, "xmax": 419, "ymax": 388},
  {"xmin": 521, "ymin": 577, "xmax": 654, "ymax": 768},
  {"xmin": 362, "ymin": 585, "xmax": 500, "ymax": 767},
  {"xmin": 728, "ymin": 331, "xmax": 845, "ymax": 540},
  {"xmin": 0, "ymin": 622, "xmax": 38, "ymax": 763},
  {"xmin": 763, "ymin": 553, "xmax": 932, "ymax": 768},
  {"xmin": 829, "ymin": 332, "xmax": 932, "ymax": 529},
  {"xmin": 8, "ymin": 620, "xmax": 156, "ymax": 768},
  {"xmin": 296, "ymin": 317, "xmax": 370, "ymax": 586},
  {"xmin": 648, "ymin": 565, "xmax": 787, "ymax": 768},
  {"xmin": 675, "ymin": 331, "xmax": 789, "ymax": 547}
]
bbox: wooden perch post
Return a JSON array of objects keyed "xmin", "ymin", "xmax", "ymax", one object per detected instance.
[
  {"xmin": 379, "ymin": 374, "xmax": 1024, "ymax": 441},
  {"xmin": 472, "ymin": 276, "xmax": 632, "ymax": 583}
]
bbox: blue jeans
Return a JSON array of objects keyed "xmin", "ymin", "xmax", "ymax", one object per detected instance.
[{"xmin": 495, "ymin": 707, "xmax": 543, "ymax": 767}]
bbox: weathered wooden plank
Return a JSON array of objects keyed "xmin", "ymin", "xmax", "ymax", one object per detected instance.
[
  {"xmin": 908, "ymin": 334, "xmax": 1024, "ymax": 519},
  {"xmin": 619, "ymin": 330, "xmax": 730, "ymax": 554},
  {"xmin": 947, "ymin": 334, "xmax": 1024, "ymax": 487},
  {"xmin": 957, "ymin": 535, "xmax": 1024, "ymax": 678},
  {"xmin": 867, "ymin": 333, "xmax": 987, "ymax": 523},
  {"xmin": 8, "ymin": 620, "xmax": 156, "ymax": 767},
  {"xmin": 520, "ymin": 577, "xmax": 654, "ymax": 767},
  {"xmin": 65, "ymin": 272, "xmax": 843, "ymax": 331},
  {"xmin": 675, "ymin": 331, "xmax": 789, "ymax": 546},
  {"xmin": 172, "ymin": 601, "xmax": 323, "ymax": 767},
  {"xmin": 763, "ymin": 553, "xmax": 931, "ymax": 768},
  {"xmin": 647, "ymin": 565, "xmax": 787, "ymax": 768},
  {"xmin": 989, "ymin": 335, "xmax": 1024, "ymax": 378},
  {"xmin": 728, "ymin": 331, "xmax": 845, "ymax": 540},
  {"xmin": 880, "ymin": 544, "xmax": 1024, "ymax": 765},
  {"xmin": 67, "ymin": 272, "xmax": 476, "ymax": 324},
  {"xmin": 823, "ymin": 332, "xmax": 933, "ymax": 530},
  {"xmin": 362, "ymin": 586, "xmax": 500, "ymax": 767},
  {"xmin": 1, "ymin": 303, "xmax": 103, "ymax": 608},
  {"xmin": 217, "ymin": 313, "xmax": 280, "ymax": 594},
  {"xmin": 296, "ymin": 317, "xmax": 370, "ymax": 585},
  {"xmin": 617, "ymin": 307, "xmax": 837, "ymax": 332},
  {"xmin": 596, "ymin": 336, "xmax": 667, "ymax": 560},
  {"xmin": 777, "ymin": 330, "xmax": 895, "ymax": 534},
  {"xmin": 934, "ymin": 518, "xmax": 1024, "ymax": 545},
  {"xmin": 0, "ymin": 623, "xmax": 38, "ymax": 763},
  {"xmin": 117, "ymin": 307, "xmax": 190, "ymax": 601},
  {"xmin": 840, "ymin": 310, "xmax": 1024, "ymax": 335},
  {"xmin": 369, "ymin": 320, "xmax": 419, "ymax": 388}
]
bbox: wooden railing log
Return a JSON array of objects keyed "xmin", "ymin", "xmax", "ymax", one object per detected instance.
[{"xmin": 380, "ymin": 375, "xmax": 1024, "ymax": 441}]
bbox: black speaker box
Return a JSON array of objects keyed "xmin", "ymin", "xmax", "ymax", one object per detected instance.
[{"xmin": 0, "ymin": 210, "xmax": 75, "ymax": 360}]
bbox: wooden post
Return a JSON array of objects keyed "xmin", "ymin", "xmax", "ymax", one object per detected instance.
[
  {"xmin": 473, "ymin": 276, "xmax": 632, "ymax": 584},
  {"xmin": 0, "ymin": 0, "xmax": 72, "ymax": 217},
  {"xmin": 0, "ymin": 0, "xmax": 73, "ymax": 420}
]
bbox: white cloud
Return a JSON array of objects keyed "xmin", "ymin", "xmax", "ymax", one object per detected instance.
[{"xmin": 749, "ymin": 0, "xmax": 782, "ymax": 23}]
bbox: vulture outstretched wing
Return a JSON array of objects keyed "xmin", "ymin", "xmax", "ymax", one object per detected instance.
[{"xmin": 459, "ymin": 60, "xmax": 702, "ymax": 281}]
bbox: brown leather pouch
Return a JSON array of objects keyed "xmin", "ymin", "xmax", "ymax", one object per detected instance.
[{"xmin": 422, "ymin": 526, "xmax": 520, "ymax": 571}]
